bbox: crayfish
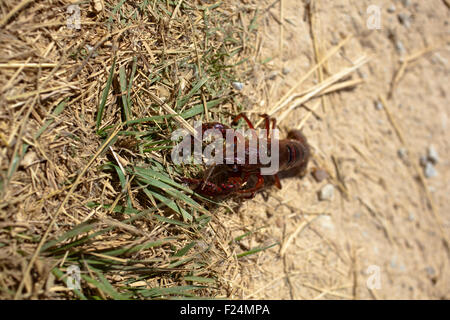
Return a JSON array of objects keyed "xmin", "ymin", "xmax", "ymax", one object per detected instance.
[{"xmin": 181, "ymin": 113, "xmax": 310, "ymax": 198}]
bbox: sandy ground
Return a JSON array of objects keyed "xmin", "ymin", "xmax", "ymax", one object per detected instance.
[
  {"xmin": 1, "ymin": 0, "xmax": 448, "ymax": 300},
  {"xmin": 223, "ymin": 0, "xmax": 449, "ymax": 299}
]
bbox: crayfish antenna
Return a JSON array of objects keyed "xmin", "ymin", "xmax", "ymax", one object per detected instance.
[{"xmin": 201, "ymin": 165, "xmax": 215, "ymax": 191}]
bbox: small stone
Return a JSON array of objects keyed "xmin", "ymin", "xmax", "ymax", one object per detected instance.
[
  {"xmin": 319, "ymin": 215, "xmax": 335, "ymax": 231},
  {"xmin": 318, "ymin": 184, "xmax": 334, "ymax": 201},
  {"xmin": 432, "ymin": 53, "xmax": 448, "ymax": 66},
  {"xmin": 424, "ymin": 162, "xmax": 437, "ymax": 178},
  {"xmin": 387, "ymin": 5, "xmax": 396, "ymax": 13},
  {"xmin": 195, "ymin": 241, "xmax": 208, "ymax": 251},
  {"xmin": 93, "ymin": 0, "xmax": 104, "ymax": 13},
  {"xmin": 408, "ymin": 212, "xmax": 415, "ymax": 221},
  {"xmin": 282, "ymin": 66, "xmax": 291, "ymax": 75},
  {"xmin": 395, "ymin": 40, "xmax": 406, "ymax": 55},
  {"xmin": 426, "ymin": 266, "xmax": 435, "ymax": 276},
  {"xmin": 266, "ymin": 71, "xmax": 278, "ymax": 80},
  {"xmin": 401, "ymin": 0, "xmax": 411, "ymax": 7},
  {"xmin": 231, "ymin": 82, "xmax": 244, "ymax": 90},
  {"xmin": 375, "ymin": 100, "xmax": 383, "ymax": 110},
  {"xmin": 312, "ymin": 168, "xmax": 329, "ymax": 182},
  {"xmin": 85, "ymin": 45, "xmax": 98, "ymax": 57},
  {"xmin": 390, "ymin": 256, "xmax": 398, "ymax": 268},
  {"xmin": 398, "ymin": 13, "xmax": 411, "ymax": 28},
  {"xmin": 419, "ymin": 155, "xmax": 428, "ymax": 167},
  {"xmin": 20, "ymin": 151, "xmax": 37, "ymax": 168},
  {"xmin": 427, "ymin": 145, "xmax": 439, "ymax": 164},
  {"xmin": 397, "ymin": 148, "xmax": 407, "ymax": 159}
]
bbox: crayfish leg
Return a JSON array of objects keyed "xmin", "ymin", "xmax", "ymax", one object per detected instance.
[
  {"xmin": 180, "ymin": 177, "xmax": 242, "ymax": 197},
  {"xmin": 237, "ymin": 174, "xmax": 265, "ymax": 194},
  {"xmin": 260, "ymin": 114, "xmax": 277, "ymax": 139},
  {"xmin": 260, "ymin": 114, "xmax": 271, "ymax": 139},
  {"xmin": 274, "ymin": 174, "xmax": 282, "ymax": 189},
  {"xmin": 231, "ymin": 113, "xmax": 255, "ymax": 129}
]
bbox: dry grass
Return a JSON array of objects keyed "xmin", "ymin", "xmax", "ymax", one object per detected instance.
[
  {"xmin": 2, "ymin": 0, "xmax": 446, "ymax": 301},
  {"xmin": 0, "ymin": 0, "xmax": 261, "ymax": 299},
  {"xmin": 230, "ymin": 0, "xmax": 449, "ymax": 300}
]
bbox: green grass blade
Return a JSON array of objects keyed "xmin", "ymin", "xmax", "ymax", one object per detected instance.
[
  {"xmin": 81, "ymin": 273, "xmax": 131, "ymax": 300},
  {"xmin": 137, "ymin": 285, "xmax": 204, "ymax": 298},
  {"xmin": 112, "ymin": 164, "xmax": 127, "ymax": 192},
  {"xmin": 95, "ymin": 271, "xmax": 132, "ymax": 300},
  {"xmin": 179, "ymin": 98, "xmax": 225, "ymax": 119},
  {"xmin": 41, "ymin": 221, "xmax": 98, "ymax": 252},
  {"xmin": 174, "ymin": 241, "xmax": 196, "ymax": 257},
  {"xmin": 134, "ymin": 168, "xmax": 208, "ymax": 215},
  {"xmin": 101, "ymin": 238, "xmax": 174, "ymax": 257},
  {"xmin": 177, "ymin": 76, "xmax": 208, "ymax": 109},
  {"xmin": 125, "ymin": 114, "xmax": 176, "ymax": 126},
  {"xmin": 127, "ymin": 56, "xmax": 137, "ymax": 107},
  {"xmin": 119, "ymin": 65, "xmax": 130, "ymax": 122},
  {"xmin": 34, "ymin": 99, "xmax": 67, "ymax": 139},
  {"xmin": 183, "ymin": 276, "xmax": 216, "ymax": 284},
  {"xmin": 237, "ymin": 243, "xmax": 278, "ymax": 259},
  {"xmin": 96, "ymin": 58, "xmax": 116, "ymax": 129},
  {"xmin": 143, "ymin": 188, "xmax": 192, "ymax": 221},
  {"xmin": 133, "ymin": 166, "xmax": 192, "ymax": 194},
  {"xmin": 153, "ymin": 214, "xmax": 190, "ymax": 227}
]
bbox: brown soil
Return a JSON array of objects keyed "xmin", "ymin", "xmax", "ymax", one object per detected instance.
[{"xmin": 221, "ymin": 0, "xmax": 449, "ymax": 299}]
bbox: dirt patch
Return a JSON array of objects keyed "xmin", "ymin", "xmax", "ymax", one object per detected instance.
[{"xmin": 224, "ymin": 0, "xmax": 449, "ymax": 299}]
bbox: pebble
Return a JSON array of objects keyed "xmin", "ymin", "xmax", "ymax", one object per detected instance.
[
  {"xmin": 282, "ymin": 66, "xmax": 291, "ymax": 75},
  {"xmin": 395, "ymin": 40, "xmax": 406, "ymax": 56},
  {"xmin": 375, "ymin": 100, "xmax": 383, "ymax": 110},
  {"xmin": 319, "ymin": 215, "xmax": 335, "ymax": 231},
  {"xmin": 318, "ymin": 184, "xmax": 334, "ymax": 201},
  {"xmin": 426, "ymin": 266, "xmax": 435, "ymax": 276},
  {"xmin": 85, "ymin": 45, "xmax": 98, "ymax": 57},
  {"xmin": 93, "ymin": 0, "xmax": 104, "ymax": 12},
  {"xmin": 431, "ymin": 53, "xmax": 448, "ymax": 66},
  {"xmin": 419, "ymin": 155, "xmax": 428, "ymax": 167},
  {"xmin": 397, "ymin": 148, "xmax": 407, "ymax": 159},
  {"xmin": 312, "ymin": 168, "xmax": 329, "ymax": 182},
  {"xmin": 353, "ymin": 212, "xmax": 361, "ymax": 219},
  {"xmin": 231, "ymin": 82, "xmax": 244, "ymax": 90},
  {"xmin": 401, "ymin": 0, "xmax": 411, "ymax": 7},
  {"xmin": 387, "ymin": 5, "xmax": 396, "ymax": 13},
  {"xmin": 424, "ymin": 162, "xmax": 437, "ymax": 178},
  {"xmin": 266, "ymin": 71, "xmax": 278, "ymax": 80},
  {"xmin": 427, "ymin": 145, "xmax": 439, "ymax": 164},
  {"xmin": 20, "ymin": 151, "xmax": 37, "ymax": 168},
  {"xmin": 398, "ymin": 13, "xmax": 411, "ymax": 28},
  {"xmin": 390, "ymin": 256, "xmax": 398, "ymax": 268}
]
